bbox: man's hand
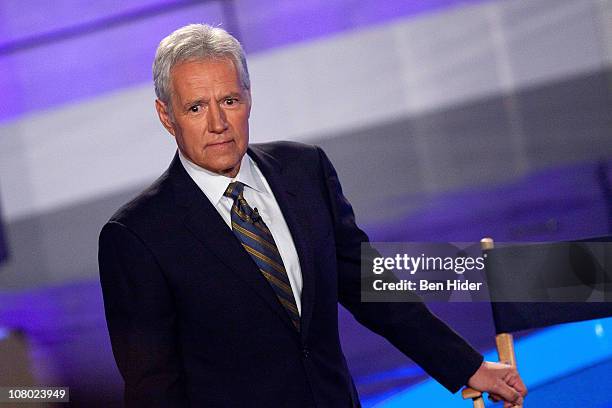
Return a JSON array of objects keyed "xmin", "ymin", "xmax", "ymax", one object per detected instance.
[{"xmin": 467, "ymin": 361, "xmax": 527, "ymax": 408}]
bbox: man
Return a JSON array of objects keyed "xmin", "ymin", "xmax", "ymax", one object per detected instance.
[{"xmin": 98, "ymin": 24, "xmax": 527, "ymax": 407}]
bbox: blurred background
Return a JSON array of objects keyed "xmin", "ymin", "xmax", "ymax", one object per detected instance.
[{"xmin": 0, "ymin": 0, "xmax": 611, "ymax": 406}]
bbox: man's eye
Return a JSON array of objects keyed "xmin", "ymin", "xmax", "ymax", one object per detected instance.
[
  {"xmin": 224, "ymin": 98, "xmax": 237, "ymax": 106},
  {"xmin": 190, "ymin": 105, "xmax": 201, "ymax": 113}
]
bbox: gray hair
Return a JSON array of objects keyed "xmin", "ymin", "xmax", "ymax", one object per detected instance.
[{"xmin": 153, "ymin": 24, "xmax": 250, "ymax": 107}]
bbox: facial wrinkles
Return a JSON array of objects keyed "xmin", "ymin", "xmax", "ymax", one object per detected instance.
[
  {"xmin": 162, "ymin": 59, "xmax": 249, "ymax": 177},
  {"xmin": 180, "ymin": 70, "xmax": 240, "ymax": 102}
]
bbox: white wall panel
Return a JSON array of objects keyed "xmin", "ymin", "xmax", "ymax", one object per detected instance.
[
  {"xmin": 249, "ymin": 24, "xmax": 407, "ymax": 143},
  {"xmin": 0, "ymin": 86, "xmax": 175, "ymax": 221},
  {"xmin": 596, "ymin": 0, "xmax": 612, "ymax": 65},
  {"xmin": 393, "ymin": 4, "xmax": 502, "ymax": 113},
  {"xmin": 500, "ymin": 0, "xmax": 602, "ymax": 86}
]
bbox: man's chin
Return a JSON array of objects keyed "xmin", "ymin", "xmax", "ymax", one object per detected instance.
[{"xmin": 211, "ymin": 160, "xmax": 241, "ymax": 177}]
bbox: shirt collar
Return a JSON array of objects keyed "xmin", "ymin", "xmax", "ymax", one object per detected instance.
[{"xmin": 178, "ymin": 149, "xmax": 267, "ymax": 205}]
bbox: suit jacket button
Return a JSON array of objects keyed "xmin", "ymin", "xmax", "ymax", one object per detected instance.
[{"xmin": 302, "ymin": 347, "xmax": 310, "ymax": 358}]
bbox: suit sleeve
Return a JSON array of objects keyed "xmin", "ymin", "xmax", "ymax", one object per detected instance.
[
  {"xmin": 98, "ymin": 221, "xmax": 187, "ymax": 407},
  {"xmin": 315, "ymin": 146, "xmax": 483, "ymax": 393}
]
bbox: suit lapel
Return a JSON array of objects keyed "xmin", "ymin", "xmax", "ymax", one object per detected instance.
[
  {"xmin": 248, "ymin": 146, "xmax": 317, "ymax": 341},
  {"xmin": 168, "ymin": 153, "xmax": 298, "ymax": 334}
]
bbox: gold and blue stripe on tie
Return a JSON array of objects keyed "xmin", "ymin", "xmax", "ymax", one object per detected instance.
[{"xmin": 224, "ymin": 181, "xmax": 301, "ymax": 331}]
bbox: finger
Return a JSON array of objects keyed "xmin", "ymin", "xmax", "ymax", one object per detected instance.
[
  {"xmin": 494, "ymin": 381, "xmax": 523, "ymax": 406},
  {"xmin": 488, "ymin": 393, "xmax": 502, "ymax": 402},
  {"xmin": 505, "ymin": 372, "xmax": 528, "ymax": 397}
]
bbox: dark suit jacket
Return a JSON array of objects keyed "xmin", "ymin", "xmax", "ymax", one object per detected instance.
[{"xmin": 98, "ymin": 142, "xmax": 483, "ymax": 407}]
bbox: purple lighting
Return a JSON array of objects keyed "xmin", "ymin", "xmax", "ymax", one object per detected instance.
[
  {"xmin": 234, "ymin": 0, "xmax": 492, "ymax": 53},
  {"xmin": 0, "ymin": 1, "xmax": 225, "ymax": 123},
  {"xmin": 0, "ymin": 327, "xmax": 9, "ymax": 341},
  {"xmin": 0, "ymin": 0, "xmax": 493, "ymax": 123}
]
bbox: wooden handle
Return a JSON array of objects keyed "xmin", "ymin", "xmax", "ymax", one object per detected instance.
[
  {"xmin": 480, "ymin": 237, "xmax": 494, "ymax": 250},
  {"xmin": 496, "ymin": 333, "xmax": 517, "ymax": 366},
  {"xmin": 470, "ymin": 238, "xmax": 522, "ymax": 407},
  {"xmin": 497, "ymin": 333, "xmax": 522, "ymax": 407},
  {"xmin": 462, "ymin": 388, "xmax": 485, "ymax": 408},
  {"xmin": 462, "ymin": 387, "xmax": 482, "ymax": 399},
  {"xmin": 473, "ymin": 396, "xmax": 485, "ymax": 408},
  {"xmin": 461, "ymin": 237, "xmax": 493, "ymax": 408}
]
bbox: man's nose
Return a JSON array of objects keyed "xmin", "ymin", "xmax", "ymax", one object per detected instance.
[{"xmin": 207, "ymin": 103, "xmax": 228, "ymax": 133}]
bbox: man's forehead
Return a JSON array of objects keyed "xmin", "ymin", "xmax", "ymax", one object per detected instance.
[
  {"xmin": 171, "ymin": 59, "xmax": 242, "ymax": 90},
  {"xmin": 171, "ymin": 58, "xmax": 237, "ymax": 76}
]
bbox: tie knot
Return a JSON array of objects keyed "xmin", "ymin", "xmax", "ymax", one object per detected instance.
[{"xmin": 224, "ymin": 181, "xmax": 245, "ymax": 201}]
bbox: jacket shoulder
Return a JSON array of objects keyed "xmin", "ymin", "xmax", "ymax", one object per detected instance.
[
  {"xmin": 249, "ymin": 141, "xmax": 324, "ymax": 168},
  {"xmin": 106, "ymin": 168, "xmax": 174, "ymax": 229}
]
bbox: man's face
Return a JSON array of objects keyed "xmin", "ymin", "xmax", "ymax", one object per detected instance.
[{"xmin": 156, "ymin": 58, "xmax": 251, "ymax": 177}]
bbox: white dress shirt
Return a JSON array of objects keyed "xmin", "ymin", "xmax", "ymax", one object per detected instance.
[{"xmin": 179, "ymin": 150, "xmax": 303, "ymax": 315}]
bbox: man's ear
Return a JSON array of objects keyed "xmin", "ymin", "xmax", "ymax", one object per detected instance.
[{"xmin": 155, "ymin": 99, "xmax": 176, "ymax": 136}]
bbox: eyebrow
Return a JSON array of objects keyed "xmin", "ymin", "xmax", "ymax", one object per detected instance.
[
  {"xmin": 183, "ymin": 92, "xmax": 244, "ymax": 110},
  {"xmin": 183, "ymin": 98, "xmax": 205, "ymax": 110},
  {"xmin": 220, "ymin": 91, "xmax": 243, "ymax": 100}
]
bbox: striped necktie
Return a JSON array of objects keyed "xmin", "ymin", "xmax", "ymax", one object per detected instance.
[{"xmin": 224, "ymin": 181, "xmax": 300, "ymax": 331}]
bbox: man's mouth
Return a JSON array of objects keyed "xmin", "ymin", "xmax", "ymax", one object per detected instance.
[{"xmin": 208, "ymin": 140, "xmax": 233, "ymax": 147}]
